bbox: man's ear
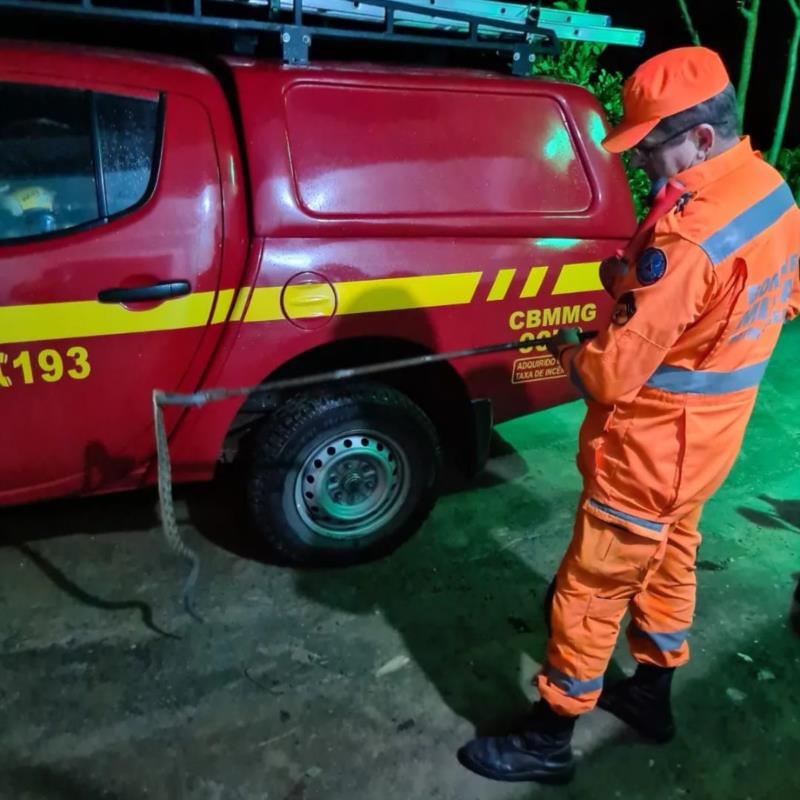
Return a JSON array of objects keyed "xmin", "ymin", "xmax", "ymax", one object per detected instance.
[{"xmin": 694, "ymin": 124, "xmax": 715, "ymax": 156}]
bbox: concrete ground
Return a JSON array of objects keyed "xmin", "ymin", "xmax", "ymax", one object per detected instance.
[{"xmin": 2, "ymin": 325, "xmax": 799, "ymax": 800}]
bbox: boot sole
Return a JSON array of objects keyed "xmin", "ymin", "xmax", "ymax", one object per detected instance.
[
  {"xmin": 457, "ymin": 747, "xmax": 575, "ymax": 785},
  {"xmin": 597, "ymin": 694, "xmax": 675, "ymax": 744}
]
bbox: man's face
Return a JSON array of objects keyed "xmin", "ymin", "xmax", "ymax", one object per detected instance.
[{"xmin": 630, "ymin": 123, "xmax": 714, "ymax": 182}]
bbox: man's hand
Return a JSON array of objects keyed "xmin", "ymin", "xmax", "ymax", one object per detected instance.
[{"xmin": 545, "ymin": 328, "xmax": 582, "ymax": 359}]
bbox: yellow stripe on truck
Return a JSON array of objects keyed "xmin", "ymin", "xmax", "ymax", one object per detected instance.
[
  {"xmin": 486, "ymin": 269, "xmax": 516, "ymax": 302},
  {"xmin": 336, "ymin": 273, "xmax": 483, "ymax": 315},
  {"xmin": 0, "ymin": 265, "xmax": 602, "ymax": 346},
  {"xmin": 0, "ymin": 292, "xmax": 216, "ymax": 345},
  {"xmin": 243, "ymin": 286, "xmax": 285, "ymax": 322},
  {"xmin": 244, "ymin": 272, "xmax": 484, "ymax": 322},
  {"xmin": 210, "ymin": 289, "xmax": 235, "ymax": 325},
  {"xmin": 520, "ymin": 266, "xmax": 548, "ymax": 298},
  {"xmin": 230, "ymin": 287, "xmax": 251, "ymax": 322},
  {"xmin": 552, "ymin": 261, "xmax": 603, "ymax": 295}
]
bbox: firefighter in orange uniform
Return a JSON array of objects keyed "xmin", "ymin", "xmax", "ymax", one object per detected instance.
[{"xmin": 459, "ymin": 46, "xmax": 800, "ymax": 784}]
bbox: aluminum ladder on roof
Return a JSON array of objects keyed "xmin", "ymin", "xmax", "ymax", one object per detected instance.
[
  {"xmin": 0, "ymin": 0, "xmax": 644, "ymax": 75},
  {"xmin": 268, "ymin": 0, "xmax": 644, "ymax": 47}
]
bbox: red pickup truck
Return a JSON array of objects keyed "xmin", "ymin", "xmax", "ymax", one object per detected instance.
[{"xmin": 0, "ymin": 1, "xmax": 637, "ymax": 564}]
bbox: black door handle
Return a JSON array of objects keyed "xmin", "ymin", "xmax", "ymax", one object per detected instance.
[{"xmin": 97, "ymin": 281, "xmax": 192, "ymax": 304}]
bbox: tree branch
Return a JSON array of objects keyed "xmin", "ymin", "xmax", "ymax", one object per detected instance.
[
  {"xmin": 677, "ymin": 0, "xmax": 701, "ymax": 45},
  {"xmin": 769, "ymin": 0, "xmax": 800, "ymax": 163},
  {"xmin": 737, "ymin": 0, "xmax": 761, "ymax": 128}
]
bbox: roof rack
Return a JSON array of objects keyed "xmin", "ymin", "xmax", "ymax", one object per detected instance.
[{"xmin": 0, "ymin": 0, "xmax": 644, "ymax": 76}]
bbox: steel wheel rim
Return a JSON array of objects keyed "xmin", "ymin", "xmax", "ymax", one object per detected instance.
[{"xmin": 294, "ymin": 429, "xmax": 410, "ymax": 539}]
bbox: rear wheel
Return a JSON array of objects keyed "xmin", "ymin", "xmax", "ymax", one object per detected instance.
[{"xmin": 246, "ymin": 383, "xmax": 441, "ymax": 565}]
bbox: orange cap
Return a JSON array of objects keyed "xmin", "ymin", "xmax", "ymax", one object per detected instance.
[{"xmin": 603, "ymin": 47, "xmax": 731, "ymax": 153}]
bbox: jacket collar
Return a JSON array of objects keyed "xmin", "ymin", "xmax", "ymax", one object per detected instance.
[{"xmin": 674, "ymin": 136, "xmax": 756, "ymax": 192}]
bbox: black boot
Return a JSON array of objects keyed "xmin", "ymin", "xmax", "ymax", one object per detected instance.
[
  {"xmin": 457, "ymin": 701, "xmax": 576, "ymax": 784},
  {"xmin": 598, "ymin": 663, "xmax": 676, "ymax": 743}
]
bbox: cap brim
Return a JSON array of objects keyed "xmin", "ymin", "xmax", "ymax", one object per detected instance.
[{"xmin": 602, "ymin": 117, "xmax": 661, "ymax": 153}]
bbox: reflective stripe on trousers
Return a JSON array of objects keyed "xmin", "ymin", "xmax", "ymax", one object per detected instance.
[
  {"xmin": 542, "ymin": 663, "xmax": 603, "ymax": 698},
  {"xmin": 629, "ymin": 623, "xmax": 690, "ymax": 652}
]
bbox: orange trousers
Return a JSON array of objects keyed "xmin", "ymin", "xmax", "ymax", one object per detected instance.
[{"xmin": 537, "ymin": 500, "xmax": 703, "ymax": 716}]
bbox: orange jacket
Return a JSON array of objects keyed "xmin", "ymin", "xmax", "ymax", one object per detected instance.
[{"xmin": 560, "ymin": 138, "xmax": 800, "ymax": 538}]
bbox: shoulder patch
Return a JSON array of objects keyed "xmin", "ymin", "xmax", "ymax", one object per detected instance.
[{"xmin": 636, "ymin": 247, "xmax": 667, "ymax": 286}]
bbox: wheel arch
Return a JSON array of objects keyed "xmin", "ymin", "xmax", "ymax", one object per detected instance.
[{"xmin": 228, "ymin": 335, "xmax": 481, "ymax": 472}]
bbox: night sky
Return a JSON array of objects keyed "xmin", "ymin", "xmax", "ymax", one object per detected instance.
[{"xmin": 596, "ymin": 1, "xmax": 799, "ymax": 151}]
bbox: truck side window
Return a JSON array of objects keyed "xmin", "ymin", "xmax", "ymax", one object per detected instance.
[
  {"xmin": 0, "ymin": 85, "xmax": 161, "ymax": 243},
  {"xmin": 0, "ymin": 84, "xmax": 98, "ymax": 241},
  {"xmin": 96, "ymin": 94, "xmax": 159, "ymax": 217}
]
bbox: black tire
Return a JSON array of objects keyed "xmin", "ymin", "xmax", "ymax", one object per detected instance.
[{"xmin": 246, "ymin": 382, "xmax": 442, "ymax": 565}]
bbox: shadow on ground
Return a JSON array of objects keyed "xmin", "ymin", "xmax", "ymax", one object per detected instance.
[
  {"xmin": 1, "ymin": 493, "xmax": 177, "ymax": 639},
  {"xmin": 290, "ymin": 432, "xmax": 628, "ymax": 734},
  {"xmin": 13, "ymin": 543, "xmax": 177, "ymax": 639},
  {"xmin": 0, "ymin": 765, "xmax": 135, "ymax": 800},
  {"xmin": 291, "ymin": 502, "xmax": 553, "ymax": 732},
  {"xmin": 0, "ymin": 490, "xmax": 160, "ymax": 544},
  {"xmin": 738, "ymin": 495, "xmax": 800, "ymax": 533}
]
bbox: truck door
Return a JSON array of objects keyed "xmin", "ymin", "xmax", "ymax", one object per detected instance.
[{"xmin": 0, "ymin": 77, "xmax": 224, "ymax": 501}]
